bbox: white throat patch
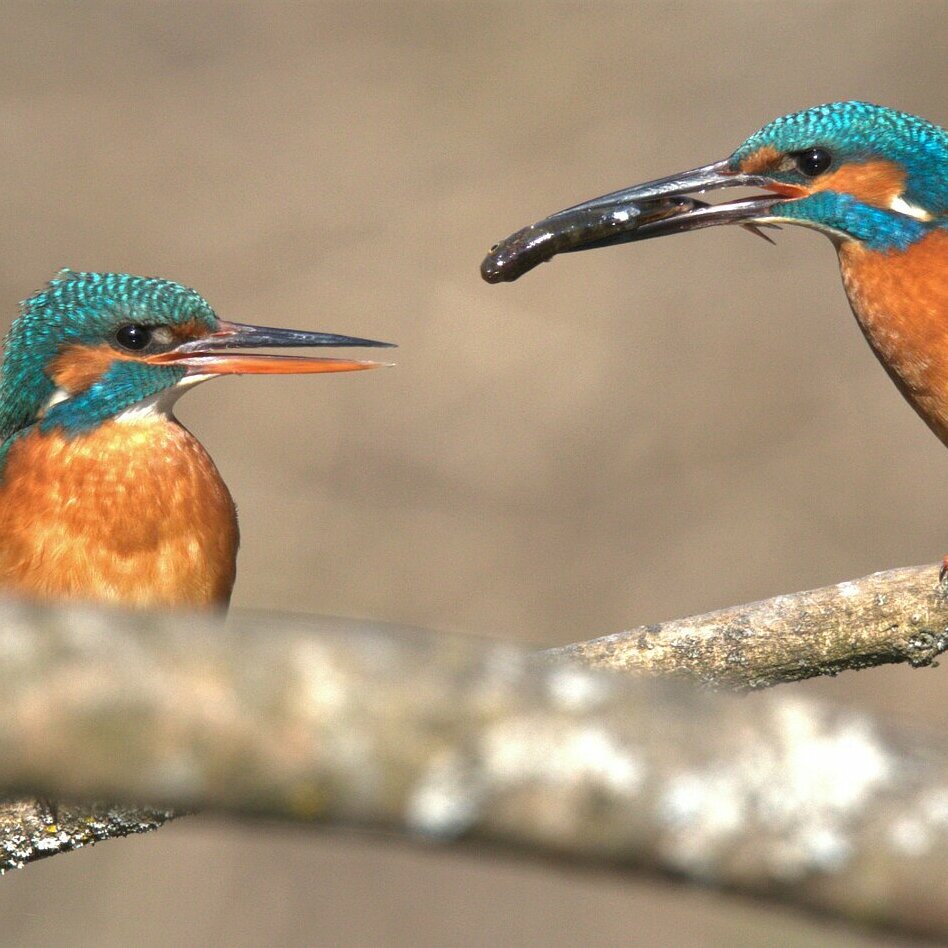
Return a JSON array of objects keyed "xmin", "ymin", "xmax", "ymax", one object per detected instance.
[
  {"xmin": 40, "ymin": 373, "xmax": 214, "ymax": 424},
  {"xmin": 114, "ymin": 373, "xmax": 213, "ymax": 423}
]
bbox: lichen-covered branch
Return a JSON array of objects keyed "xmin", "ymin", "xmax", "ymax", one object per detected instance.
[
  {"xmin": 0, "ymin": 799, "xmax": 172, "ymax": 871},
  {"xmin": 0, "ymin": 593, "xmax": 946, "ymax": 938},
  {"xmin": 544, "ymin": 565, "xmax": 948, "ymax": 689}
]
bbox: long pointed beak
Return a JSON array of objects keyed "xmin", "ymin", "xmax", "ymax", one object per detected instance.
[
  {"xmin": 481, "ymin": 159, "xmax": 789, "ymax": 283},
  {"xmin": 149, "ymin": 321, "xmax": 396, "ymax": 375}
]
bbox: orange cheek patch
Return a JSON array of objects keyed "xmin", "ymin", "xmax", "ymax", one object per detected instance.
[
  {"xmin": 809, "ymin": 160, "xmax": 906, "ymax": 208},
  {"xmin": 47, "ymin": 344, "xmax": 130, "ymax": 393},
  {"xmin": 173, "ymin": 318, "xmax": 214, "ymax": 342},
  {"xmin": 739, "ymin": 151, "xmax": 906, "ymax": 208},
  {"xmin": 738, "ymin": 146, "xmax": 781, "ymax": 175}
]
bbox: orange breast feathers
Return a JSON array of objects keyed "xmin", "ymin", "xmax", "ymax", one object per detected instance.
[
  {"xmin": 0, "ymin": 417, "xmax": 239, "ymax": 609},
  {"xmin": 839, "ymin": 228, "xmax": 948, "ymax": 444}
]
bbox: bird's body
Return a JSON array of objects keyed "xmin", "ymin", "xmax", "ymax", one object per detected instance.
[
  {"xmin": 0, "ymin": 271, "xmax": 390, "ymax": 610},
  {"xmin": 0, "ymin": 414, "xmax": 238, "ymax": 608},
  {"xmin": 839, "ymin": 228, "xmax": 948, "ymax": 444}
]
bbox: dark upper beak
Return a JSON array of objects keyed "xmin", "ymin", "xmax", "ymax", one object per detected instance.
[
  {"xmin": 481, "ymin": 158, "xmax": 786, "ymax": 283},
  {"xmin": 175, "ymin": 321, "xmax": 395, "ymax": 352},
  {"xmin": 150, "ymin": 321, "xmax": 396, "ymax": 376}
]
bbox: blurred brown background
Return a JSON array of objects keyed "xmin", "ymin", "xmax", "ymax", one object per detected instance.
[{"xmin": 0, "ymin": 1, "xmax": 943, "ymax": 945}]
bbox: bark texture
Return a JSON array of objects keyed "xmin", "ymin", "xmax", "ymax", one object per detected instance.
[{"xmin": 544, "ymin": 565, "xmax": 948, "ymax": 689}]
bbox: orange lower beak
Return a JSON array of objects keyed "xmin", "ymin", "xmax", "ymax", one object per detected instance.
[{"xmin": 157, "ymin": 353, "xmax": 388, "ymax": 375}]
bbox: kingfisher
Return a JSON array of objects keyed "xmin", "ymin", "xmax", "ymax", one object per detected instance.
[
  {"xmin": 0, "ymin": 270, "xmax": 393, "ymax": 610},
  {"xmin": 483, "ymin": 101, "xmax": 947, "ymax": 559}
]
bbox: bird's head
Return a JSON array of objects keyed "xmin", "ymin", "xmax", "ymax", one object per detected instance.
[
  {"xmin": 0, "ymin": 271, "xmax": 393, "ymax": 439},
  {"xmin": 482, "ymin": 101, "xmax": 947, "ymax": 282}
]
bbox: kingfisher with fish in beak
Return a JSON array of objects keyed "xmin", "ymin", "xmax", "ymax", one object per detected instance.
[
  {"xmin": 483, "ymin": 101, "xmax": 947, "ymax": 564},
  {"xmin": 0, "ymin": 270, "xmax": 393, "ymax": 610}
]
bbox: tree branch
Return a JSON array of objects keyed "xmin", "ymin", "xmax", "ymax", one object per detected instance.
[
  {"xmin": 0, "ymin": 799, "xmax": 172, "ymax": 870},
  {"xmin": 544, "ymin": 564, "xmax": 948, "ymax": 689},
  {"xmin": 0, "ymin": 586, "xmax": 945, "ymax": 938}
]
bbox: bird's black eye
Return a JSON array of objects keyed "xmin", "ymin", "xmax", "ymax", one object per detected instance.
[
  {"xmin": 115, "ymin": 324, "xmax": 152, "ymax": 351},
  {"xmin": 794, "ymin": 147, "xmax": 833, "ymax": 177}
]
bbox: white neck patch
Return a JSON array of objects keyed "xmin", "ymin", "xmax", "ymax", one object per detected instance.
[
  {"xmin": 40, "ymin": 388, "xmax": 71, "ymax": 415},
  {"xmin": 890, "ymin": 195, "xmax": 932, "ymax": 221}
]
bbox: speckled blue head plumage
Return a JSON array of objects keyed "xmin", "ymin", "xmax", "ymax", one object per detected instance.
[
  {"xmin": 0, "ymin": 270, "xmax": 218, "ymax": 441},
  {"xmin": 731, "ymin": 101, "xmax": 947, "ymax": 222}
]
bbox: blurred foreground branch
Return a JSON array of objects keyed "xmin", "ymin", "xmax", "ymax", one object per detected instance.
[{"xmin": 0, "ymin": 565, "xmax": 946, "ymax": 937}]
